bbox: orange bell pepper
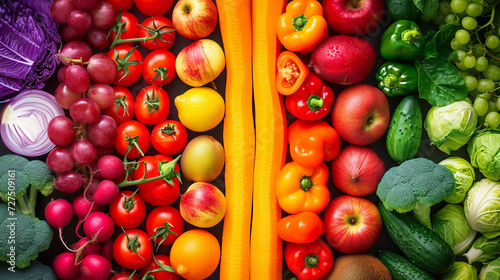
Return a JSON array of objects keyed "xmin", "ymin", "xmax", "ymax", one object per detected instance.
[
  {"xmin": 277, "ymin": 212, "xmax": 326, "ymax": 244},
  {"xmin": 277, "ymin": 0, "xmax": 329, "ymax": 53},
  {"xmin": 276, "ymin": 161, "xmax": 330, "ymax": 214},
  {"xmin": 288, "ymin": 119, "xmax": 341, "ymax": 168}
]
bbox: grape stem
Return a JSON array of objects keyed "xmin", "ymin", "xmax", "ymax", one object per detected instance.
[{"xmin": 109, "ymin": 10, "xmax": 175, "ymax": 49}]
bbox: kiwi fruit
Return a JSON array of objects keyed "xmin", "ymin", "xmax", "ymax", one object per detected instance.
[{"xmin": 326, "ymin": 254, "xmax": 392, "ymax": 280}]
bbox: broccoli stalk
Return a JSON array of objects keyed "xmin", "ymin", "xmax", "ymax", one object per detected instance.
[
  {"xmin": 376, "ymin": 158, "xmax": 456, "ymax": 228},
  {"xmin": 0, "ymin": 155, "xmax": 55, "ymax": 218}
]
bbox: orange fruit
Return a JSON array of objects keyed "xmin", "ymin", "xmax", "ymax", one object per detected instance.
[{"xmin": 170, "ymin": 229, "xmax": 221, "ymax": 280}]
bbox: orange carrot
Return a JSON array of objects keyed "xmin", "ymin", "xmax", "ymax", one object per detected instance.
[
  {"xmin": 216, "ymin": 0, "xmax": 255, "ymax": 279},
  {"xmin": 251, "ymin": 0, "xmax": 288, "ymax": 279}
]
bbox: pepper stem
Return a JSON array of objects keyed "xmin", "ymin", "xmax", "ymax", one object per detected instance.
[
  {"xmin": 401, "ymin": 28, "xmax": 421, "ymax": 45},
  {"xmin": 383, "ymin": 74, "xmax": 399, "ymax": 88},
  {"xmin": 293, "ymin": 14, "xmax": 308, "ymax": 31},
  {"xmin": 300, "ymin": 175, "xmax": 315, "ymax": 192},
  {"xmin": 305, "ymin": 254, "xmax": 319, "ymax": 268},
  {"xmin": 307, "ymin": 95, "xmax": 324, "ymax": 112}
]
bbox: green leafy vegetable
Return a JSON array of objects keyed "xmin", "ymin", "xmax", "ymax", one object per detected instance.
[
  {"xmin": 463, "ymin": 235, "xmax": 500, "ymax": 264},
  {"xmin": 432, "ymin": 204, "xmax": 477, "ymax": 255},
  {"xmin": 464, "ymin": 178, "xmax": 500, "ymax": 238},
  {"xmin": 413, "ymin": 0, "xmax": 439, "ymax": 17},
  {"xmin": 467, "ymin": 129, "xmax": 500, "ymax": 181},
  {"xmin": 479, "ymin": 256, "xmax": 500, "ymax": 280},
  {"xmin": 439, "ymin": 157, "xmax": 476, "ymax": 203},
  {"xmin": 415, "ymin": 57, "xmax": 469, "ymax": 107},
  {"xmin": 441, "ymin": 261, "xmax": 478, "ymax": 280}
]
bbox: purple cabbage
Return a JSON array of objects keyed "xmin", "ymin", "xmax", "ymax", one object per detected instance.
[{"xmin": 0, "ymin": 0, "xmax": 61, "ymax": 102}]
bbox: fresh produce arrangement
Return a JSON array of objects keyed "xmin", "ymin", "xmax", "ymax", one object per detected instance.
[{"xmin": 2, "ymin": 0, "xmax": 500, "ymax": 279}]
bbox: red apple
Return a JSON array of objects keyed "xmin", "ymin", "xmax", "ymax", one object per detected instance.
[
  {"xmin": 331, "ymin": 83, "xmax": 390, "ymax": 145},
  {"xmin": 308, "ymin": 35, "xmax": 376, "ymax": 85},
  {"xmin": 175, "ymin": 39, "xmax": 226, "ymax": 87},
  {"xmin": 323, "ymin": 0, "xmax": 385, "ymax": 35},
  {"xmin": 172, "ymin": 0, "xmax": 218, "ymax": 40},
  {"xmin": 323, "ymin": 195, "xmax": 382, "ymax": 254},
  {"xmin": 331, "ymin": 145, "xmax": 385, "ymax": 196},
  {"xmin": 179, "ymin": 182, "xmax": 226, "ymax": 228}
]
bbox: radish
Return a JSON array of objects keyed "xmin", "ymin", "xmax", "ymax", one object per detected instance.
[
  {"xmin": 80, "ymin": 254, "xmax": 113, "ymax": 280},
  {"xmin": 53, "ymin": 252, "xmax": 80, "ymax": 279},
  {"xmin": 72, "ymin": 237, "xmax": 102, "ymax": 261},
  {"xmin": 83, "ymin": 177, "xmax": 101, "ymax": 196},
  {"xmin": 100, "ymin": 239, "xmax": 114, "ymax": 261},
  {"xmin": 72, "ymin": 194, "xmax": 104, "ymax": 238},
  {"xmin": 97, "ymin": 154, "xmax": 125, "ymax": 179},
  {"xmin": 93, "ymin": 179, "xmax": 120, "ymax": 205},
  {"xmin": 83, "ymin": 212, "xmax": 114, "ymax": 242},
  {"xmin": 45, "ymin": 198, "xmax": 74, "ymax": 250}
]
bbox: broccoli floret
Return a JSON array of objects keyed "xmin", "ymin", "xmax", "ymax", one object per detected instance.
[
  {"xmin": 0, "ymin": 204, "xmax": 54, "ymax": 269},
  {"xmin": 0, "ymin": 260, "xmax": 57, "ymax": 279},
  {"xmin": 376, "ymin": 157, "xmax": 455, "ymax": 228},
  {"xmin": 0, "ymin": 154, "xmax": 54, "ymax": 217}
]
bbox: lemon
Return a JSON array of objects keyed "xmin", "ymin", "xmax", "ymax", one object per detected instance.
[{"xmin": 174, "ymin": 87, "xmax": 225, "ymax": 132}]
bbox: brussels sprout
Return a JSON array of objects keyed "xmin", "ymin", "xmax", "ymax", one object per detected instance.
[
  {"xmin": 442, "ymin": 261, "xmax": 477, "ymax": 280},
  {"xmin": 463, "ymin": 235, "xmax": 500, "ymax": 264},
  {"xmin": 439, "ymin": 157, "xmax": 476, "ymax": 203},
  {"xmin": 467, "ymin": 130, "xmax": 500, "ymax": 181},
  {"xmin": 424, "ymin": 100, "xmax": 478, "ymax": 154},
  {"xmin": 479, "ymin": 256, "xmax": 500, "ymax": 280},
  {"xmin": 433, "ymin": 204, "xmax": 477, "ymax": 255},
  {"xmin": 464, "ymin": 178, "xmax": 500, "ymax": 238}
]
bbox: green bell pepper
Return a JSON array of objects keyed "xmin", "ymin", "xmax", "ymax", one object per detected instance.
[
  {"xmin": 380, "ymin": 20, "xmax": 426, "ymax": 61},
  {"xmin": 375, "ymin": 61, "xmax": 418, "ymax": 97}
]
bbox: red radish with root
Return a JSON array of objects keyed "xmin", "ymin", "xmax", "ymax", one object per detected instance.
[
  {"xmin": 97, "ymin": 154, "xmax": 125, "ymax": 179},
  {"xmin": 72, "ymin": 236, "xmax": 102, "ymax": 261},
  {"xmin": 53, "ymin": 252, "xmax": 80, "ymax": 279},
  {"xmin": 45, "ymin": 198, "xmax": 74, "ymax": 250},
  {"xmin": 93, "ymin": 179, "xmax": 120, "ymax": 205},
  {"xmin": 80, "ymin": 254, "xmax": 113, "ymax": 280},
  {"xmin": 83, "ymin": 212, "xmax": 115, "ymax": 242},
  {"xmin": 72, "ymin": 194, "xmax": 104, "ymax": 238}
]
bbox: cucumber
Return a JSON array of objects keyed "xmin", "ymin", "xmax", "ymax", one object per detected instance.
[
  {"xmin": 378, "ymin": 202, "xmax": 455, "ymax": 274},
  {"xmin": 386, "ymin": 95, "xmax": 422, "ymax": 163},
  {"xmin": 378, "ymin": 250, "xmax": 435, "ymax": 280}
]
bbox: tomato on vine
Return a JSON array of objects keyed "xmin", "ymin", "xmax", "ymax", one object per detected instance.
[
  {"xmin": 151, "ymin": 120, "xmax": 188, "ymax": 155},
  {"xmin": 146, "ymin": 206, "xmax": 185, "ymax": 247},
  {"xmin": 143, "ymin": 50, "xmax": 176, "ymax": 85},
  {"xmin": 132, "ymin": 154, "xmax": 181, "ymax": 206},
  {"xmin": 135, "ymin": 85, "xmax": 170, "ymax": 125},
  {"xmin": 138, "ymin": 16, "xmax": 176, "ymax": 50},
  {"xmin": 108, "ymin": 45, "xmax": 143, "ymax": 87},
  {"xmin": 113, "ymin": 229, "xmax": 153, "ymax": 270},
  {"xmin": 114, "ymin": 120, "xmax": 151, "ymax": 159},
  {"xmin": 139, "ymin": 255, "xmax": 179, "ymax": 280},
  {"xmin": 109, "ymin": 190, "xmax": 146, "ymax": 229},
  {"xmin": 102, "ymin": 86, "xmax": 135, "ymax": 125},
  {"xmin": 109, "ymin": 11, "xmax": 140, "ymax": 45}
]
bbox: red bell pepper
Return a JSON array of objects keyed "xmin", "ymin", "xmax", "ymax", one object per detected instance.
[
  {"xmin": 285, "ymin": 238, "xmax": 334, "ymax": 280},
  {"xmin": 288, "ymin": 119, "xmax": 341, "ymax": 168},
  {"xmin": 285, "ymin": 73, "xmax": 334, "ymax": 121}
]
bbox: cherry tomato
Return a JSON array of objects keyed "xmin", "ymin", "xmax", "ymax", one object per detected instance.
[
  {"xmin": 109, "ymin": 12, "xmax": 140, "ymax": 44},
  {"xmin": 132, "ymin": 154, "xmax": 181, "ymax": 206},
  {"xmin": 151, "ymin": 120, "xmax": 188, "ymax": 155},
  {"xmin": 106, "ymin": 0, "xmax": 134, "ymax": 12},
  {"xmin": 135, "ymin": 0, "xmax": 174, "ymax": 16},
  {"xmin": 109, "ymin": 190, "xmax": 146, "ymax": 229},
  {"xmin": 146, "ymin": 206, "xmax": 184, "ymax": 246},
  {"xmin": 276, "ymin": 51, "xmax": 309, "ymax": 95},
  {"xmin": 143, "ymin": 50, "xmax": 176, "ymax": 86},
  {"xmin": 102, "ymin": 86, "xmax": 135, "ymax": 125},
  {"xmin": 113, "ymin": 229, "xmax": 153, "ymax": 269},
  {"xmin": 114, "ymin": 120, "xmax": 150, "ymax": 159},
  {"xmin": 110, "ymin": 271, "xmax": 141, "ymax": 280},
  {"xmin": 138, "ymin": 16, "xmax": 176, "ymax": 50},
  {"xmin": 135, "ymin": 85, "xmax": 170, "ymax": 125},
  {"xmin": 108, "ymin": 45, "xmax": 143, "ymax": 87},
  {"xmin": 139, "ymin": 254, "xmax": 180, "ymax": 280}
]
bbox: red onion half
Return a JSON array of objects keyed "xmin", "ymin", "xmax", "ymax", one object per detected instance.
[{"xmin": 1, "ymin": 89, "xmax": 64, "ymax": 156}]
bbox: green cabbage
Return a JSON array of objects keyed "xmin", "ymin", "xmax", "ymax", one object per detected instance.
[
  {"xmin": 479, "ymin": 256, "xmax": 500, "ymax": 280},
  {"xmin": 467, "ymin": 130, "xmax": 500, "ymax": 181},
  {"xmin": 439, "ymin": 157, "xmax": 475, "ymax": 203},
  {"xmin": 424, "ymin": 100, "xmax": 477, "ymax": 154},
  {"xmin": 464, "ymin": 178, "xmax": 500, "ymax": 238},
  {"xmin": 442, "ymin": 261, "xmax": 477, "ymax": 280},
  {"xmin": 433, "ymin": 204, "xmax": 477, "ymax": 255}
]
